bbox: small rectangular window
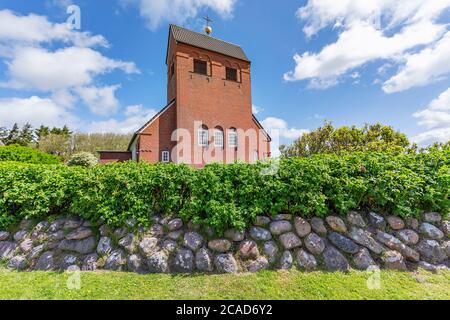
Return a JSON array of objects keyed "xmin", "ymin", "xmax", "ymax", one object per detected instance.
[
  {"xmin": 161, "ymin": 151, "xmax": 170, "ymax": 163},
  {"xmin": 194, "ymin": 59, "xmax": 207, "ymax": 75},
  {"xmin": 228, "ymin": 130, "xmax": 237, "ymax": 147},
  {"xmin": 198, "ymin": 129, "xmax": 209, "ymax": 147},
  {"xmin": 226, "ymin": 67, "xmax": 238, "ymax": 81}
]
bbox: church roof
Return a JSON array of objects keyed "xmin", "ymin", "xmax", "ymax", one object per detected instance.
[{"xmin": 169, "ymin": 24, "xmax": 250, "ymax": 62}]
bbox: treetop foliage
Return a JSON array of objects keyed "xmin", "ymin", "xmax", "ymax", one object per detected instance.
[
  {"xmin": 280, "ymin": 122, "xmax": 417, "ymax": 157},
  {"xmin": 0, "ymin": 123, "xmax": 132, "ymax": 160}
]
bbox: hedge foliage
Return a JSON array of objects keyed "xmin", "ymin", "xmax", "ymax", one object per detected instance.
[
  {"xmin": 0, "ymin": 145, "xmax": 62, "ymax": 165},
  {"xmin": 0, "ymin": 151, "xmax": 448, "ymax": 231}
]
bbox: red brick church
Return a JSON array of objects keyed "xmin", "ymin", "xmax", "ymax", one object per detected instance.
[{"xmin": 99, "ymin": 24, "xmax": 271, "ymax": 166}]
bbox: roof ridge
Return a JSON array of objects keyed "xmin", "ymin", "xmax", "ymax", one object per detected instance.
[{"xmin": 170, "ymin": 24, "xmax": 243, "ymax": 49}]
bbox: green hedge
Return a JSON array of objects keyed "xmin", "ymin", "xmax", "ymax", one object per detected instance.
[
  {"xmin": 0, "ymin": 151, "xmax": 448, "ymax": 231},
  {"xmin": 0, "ymin": 144, "xmax": 62, "ymax": 164}
]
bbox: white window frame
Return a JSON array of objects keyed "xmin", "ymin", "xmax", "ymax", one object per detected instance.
[
  {"xmin": 198, "ymin": 128, "xmax": 209, "ymax": 147},
  {"xmin": 214, "ymin": 129, "xmax": 224, "ymax": 148},
  {"xmin": 161, "ymin": 151, "xmax": 170, "ymax": 163},
  {"xmin": 228, "ymin": 130, "xmax": 237, "ymax": 147}
]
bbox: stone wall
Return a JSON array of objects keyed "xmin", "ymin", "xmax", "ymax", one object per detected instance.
[{"xmin": 0, "ymin": 212, "xmax": 449, "ymax": 273}]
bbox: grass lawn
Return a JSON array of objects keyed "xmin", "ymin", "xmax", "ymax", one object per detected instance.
[{"xmin": 0, "ymin": 268, "xmax": 449, "ymax": 300}]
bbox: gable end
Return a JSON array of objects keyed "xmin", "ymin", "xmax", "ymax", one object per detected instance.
[{"xmin": 127, "ymin": 98, "xmax": 176, "ymax": 150}]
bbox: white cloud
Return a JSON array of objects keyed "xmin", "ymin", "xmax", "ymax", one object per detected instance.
[
  {"xmin": 261, "ymin": 117, "xmax": 308, "ymax": 140},
  {"xmin": 414, "ymin": 87, "xmax": 450, "ymax": 129},
  {"xmin": 383, "ymin": 32, "xmax": 450, "ymax": 93},
  {"xmin": 427, "ymin": 87, "xmax": 450, "ymax": 111},
  {"xmin": 412, "ymin": 87, "xmax": 450, "ymax": 145},
  {"xmin": 122, "ymin": 0, "xmax": 237, "ymax": 30},
  {"xmin": 124, "ymin": 104, "xmax": 144, "ymax": 116},
  {"xmin": 0, "ymin": 10, "xmax": 140, "ymax": 121},
  {"xmin": 411, "ymin": 127, "xmax": 450, "ymax": 145},
  {"xmin": 88, "ymin": 104, "xmax": 158, "ymax": 133},
  {"xmin": 297, "ymin": 0, "xmax": 450, "ymax": 38},
  {"xmin": 414, "ymin": 109, "xmax": 450, "ymax": 129},
  {"xmin": 285, "ymin": 0, "xmax": 450, "ymax": 91},
  {"xmin": 51, "ymin": 89, "xmax": 77, "ymax": 109},
  {"xmin": 76, "ymin": 85, "xmax": 121, "ymax": 116},
  {"xmin": 284, "ymin": 20, "xmax": 446, "ymax": 83},
  {"xmin": 0, "ymin": 9, "xmax": 108, "ymax": 48},
  {"xmin": 1, "ymin": 46, "xmax": 138, "ymax": 92},
  {"xmin": 260, "ymin": 117, "xmax": 309, "ymax": 157},
  {"xmin": 0, "ymin": 96, "xmax": 79, "ymax": 129}
]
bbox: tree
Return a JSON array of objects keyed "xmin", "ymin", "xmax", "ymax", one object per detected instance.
[
  {"xmin": 0, "ymin": 127, "xmax": 7, "ymax": 145},
  {"xmin": 47, "ymin": 125, "xmax": 71, "ymax": 136},
  {"xmin": 71, "ymin": 133, "xmax": 132, "ymax": 155},
  {"xmin": 2, "ymin": 123, "xmax": 47, "ymax": 146},
  {"xmin": 37, "ymin": 133, "xmax": 71, "ymax": 156},
  {"xmin": 61, "ymin": 125, "xmax": 72, "ymax": 136},
  {"xmin": 4, "ymin": 123, "xmax": 34, "ymax": 146},
  {"xmin": 280, "ymin": 122, "xmax": 411, "ymax": 157},
  {"xmin": 35, "ymin": 125, "xmax": 50, "ymax": 141},
  {"xmin": 2, "ymin": 123, "xmax": 132, "ymax": 159},
  {"xmin": 19, "ymin": 123, "xmax": 34, "ymax": 146},
  {"xmin": 37, "ymin": 132, "xmax": 132, "ymax": 160},
  {"xmin": 5, "ymin": 123, "xmax": 21, "ymax": 145}
]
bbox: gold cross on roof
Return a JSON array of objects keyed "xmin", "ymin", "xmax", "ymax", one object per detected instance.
[{"xmin": 203, "ymin": 15, "xmax": 213, "ymax": 27}]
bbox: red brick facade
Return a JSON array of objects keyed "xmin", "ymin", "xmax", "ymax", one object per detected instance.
[{"xmin": 100, "ymin": 25, "xmax": 271, "ymax": 166}]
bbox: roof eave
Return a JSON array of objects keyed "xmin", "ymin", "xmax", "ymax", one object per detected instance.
[
  {"xmin": 165, "ymin": 24, "xmax": 174, "ymax": 65},
  {"xmin": 127, "ymin": 98, "xmax": 177, "ymax": 151},
  {"xmin": 176, "ymin": 41, "xmax": 251, "ymax": 63},
  {"xmin": 252, "ymin": 115, "xmax": 272, "ymax": 142},
  {"xmin": 126, "ymin": 134, "xmax": 138, "ymax": 151}
]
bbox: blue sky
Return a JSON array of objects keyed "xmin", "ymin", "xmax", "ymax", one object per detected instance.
[{"xmin": 0, "ymin": 0, "xmax": 449, "ymax": 152}]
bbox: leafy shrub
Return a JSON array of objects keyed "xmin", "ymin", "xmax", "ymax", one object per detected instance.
[
  {"xmin": 67, "ymin": 152, "xmax": 98, "ymax": 167},
  {"xmin": 280, "ymin": 121, "xmax": 412, "ymax": 157},
  {"xmin": 0, "ymin": 151, "xmax": 448, "ymax": 231},
  {"xmin": 0, "ymin": 144, "xmax": 61, "ymax": 164}
]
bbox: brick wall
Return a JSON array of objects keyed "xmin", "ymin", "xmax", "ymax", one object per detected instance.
[
  {"xmin": 138, "ymin": 103, "xmax": 177, "ymax": 163},
  {"xmin": 164, "ymin": 40, "xmax": 270, "ymax": 166},
  {"xmin": 99, "ymin": 151, "xmax": 132, "ymax": 164},
  {"xmin": 133, "ymin": 31, "xmax": 271, "ymax": 166}
]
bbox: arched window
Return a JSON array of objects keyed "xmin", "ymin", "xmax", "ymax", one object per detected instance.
[
  {"xmin": 198, "ymin": 125, "xmax": 209, "ymax": 147},
  {"xmin": 228, "ymin": 128, "xmax": 237, "ymax": 147},
  {"xmin": 214, "ymin": 127, "xmax": 224, "ymax": 148},
  {"xmin": 254, "ymin": 150, "xmax": 259, "ymax": 162}
]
